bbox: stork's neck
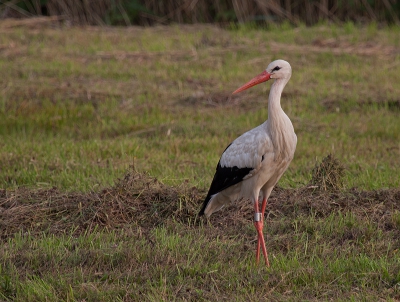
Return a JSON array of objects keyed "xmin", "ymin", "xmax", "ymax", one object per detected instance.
[
  {"xmin": 267, "ymin": 78, "xmax": 288, "ymax": 122},
  {"xmin": 266, "ymin": 77, "xmax": 293, "ymax": 158}
]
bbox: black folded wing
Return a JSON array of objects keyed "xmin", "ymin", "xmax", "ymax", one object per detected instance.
[{"xmin": 199, "ymin": 160, "xmax": 253, "ymax": 215}]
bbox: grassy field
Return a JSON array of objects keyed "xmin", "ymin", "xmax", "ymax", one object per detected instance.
[{"xmin": 1, "ymin": 19, "xmax": 400, "ymax": 301}]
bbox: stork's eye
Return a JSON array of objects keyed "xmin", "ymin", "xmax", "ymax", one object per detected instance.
[{"xmin": 272, "ymin": 66, "xmax": 281, "ymax": 72}]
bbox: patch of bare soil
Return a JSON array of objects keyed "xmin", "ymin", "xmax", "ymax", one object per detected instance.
[
  {"xmin": 7, "ymin": 85, "xmax": 121, "ymax": 105},
  {"xmin": 0, "ymin": 16, "xmax": 64, "ymax": 29},
  {"xmin": 321, "ymin": 94, "xmax": 400, "ymax": 112},
  {"xmin": 179, "ymin": 91, "xmax": 242, "ymax": 107},
  {"xmin": 272, "ymin": 39, "xmax": 400, "ymax": 58},
  {"xmin": 1, "ymin": 167, "xmax": 400, "ymax": 240}
]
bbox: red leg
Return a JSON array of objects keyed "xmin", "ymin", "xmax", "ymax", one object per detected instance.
[
  {"xmin": 256, "ymin": 197, "xmax": 267, "ymax": 263},
  {"xmin": 261, "ymin": 197, "xmax": 267, "ymax": 216},
  {"xmin": 254, "ymin": 198, "xmax": 270, "ymax": 267},
  {"xmin": 254, "ymin": 201, "xmax": 261, "ymax": 264}
]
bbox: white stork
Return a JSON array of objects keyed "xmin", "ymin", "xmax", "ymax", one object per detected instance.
[{"xmin": 199, "ymin": 60, "xmax": 296, "ymax": 267}]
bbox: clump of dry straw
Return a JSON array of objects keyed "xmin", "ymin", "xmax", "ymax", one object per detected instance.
[{"xmin": 310, "ymin": 154, "xmax": 345, "ymax": 191}]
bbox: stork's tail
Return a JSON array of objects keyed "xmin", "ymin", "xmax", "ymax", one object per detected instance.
[
  {"xmin": 198, "ymin": 195, "xmax": 211, "ymax": 216},
  {"xmin": 198, "ymin": 192, "xmax": 229, "ymax": 217}
]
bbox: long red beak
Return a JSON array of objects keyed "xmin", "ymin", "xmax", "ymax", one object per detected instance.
[{"xmin": 232, "ymin": 70, "xmax": 271, "ymax": 94}]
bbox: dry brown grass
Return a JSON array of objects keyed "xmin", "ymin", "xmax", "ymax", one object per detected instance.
[
  {"xmin": 0, "ymin": 168, "xmax": 201, "ymax": 238},
  {"xmin": 1, "ymin": 168, "xmax": 400, "ymax": 300},
  {"xmin": 1, "ymin": 167, "xmax": 399, "ymax": 240},
  {"xmin": 310, "ymin": 154, "xmax": 345, "ymax": 191}
]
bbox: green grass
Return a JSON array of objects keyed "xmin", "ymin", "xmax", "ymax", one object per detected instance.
[
  {"xmin": 1, "ymin": 215, "xmax": 400, "ymax": 301},
  {"xmin": 1, "ymin": 20, "xmax": 400, "ymax": 300},
  {"xmin": 1, "ymin": 23, "xmax": 399, "ymax": 191}
]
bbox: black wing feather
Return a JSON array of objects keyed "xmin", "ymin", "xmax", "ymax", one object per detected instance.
[{"xmin": 199, "ymin": 156, "xmax": 253, "ymax": 215}]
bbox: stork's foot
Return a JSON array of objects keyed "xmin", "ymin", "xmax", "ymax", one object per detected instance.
[{"xmin": 254, "ymin": 213, "xmax": 270, "ymax": 267}]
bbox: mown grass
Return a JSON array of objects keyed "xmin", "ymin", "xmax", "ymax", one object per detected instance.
[
  {"xmin": 2, "ymin": 207, "xmax": 400, "ymax": 301},
  {"xmin": 0, "ymin": 19, "xmax": 400, "ymax": 300}
]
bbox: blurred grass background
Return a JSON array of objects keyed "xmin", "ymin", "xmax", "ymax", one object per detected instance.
[{"xmin": 1, "ymin": 0, "xmax": 399, "ymax": 26}]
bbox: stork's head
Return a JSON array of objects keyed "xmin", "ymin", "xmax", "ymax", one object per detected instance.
[{"xmin": 232, "ymin": 59, "xmax": 292, "ymax": 94}]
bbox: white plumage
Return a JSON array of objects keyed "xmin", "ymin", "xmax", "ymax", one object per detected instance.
[{"xmin": 199, "ymin": 59, "xmax": 296, "ymax": 267}]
